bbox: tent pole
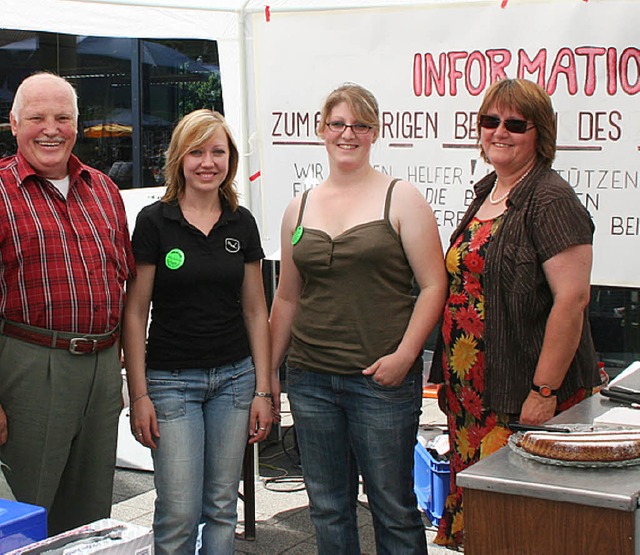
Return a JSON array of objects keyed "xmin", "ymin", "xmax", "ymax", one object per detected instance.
[
  {"xmin": 238, "ymin": 1, "xmax": 253, "ymax": 212},
  {"xmin": 237, "ymin": 6, "xmax": 261, "ymax": 538}
]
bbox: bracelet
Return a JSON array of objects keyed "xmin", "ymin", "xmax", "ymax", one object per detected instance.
[
  {"xmin": 131, "ymin": 392, "xmax": 149, "ymax": 405},
  {"xmin": 254, "ymin": 391, "xmax": 273, "ymax": 399}
]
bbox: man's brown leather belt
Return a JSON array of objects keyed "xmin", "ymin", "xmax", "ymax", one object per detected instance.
[{"xmin": 0, "ymin": 320, "xmax": 119, "ymax": 355}]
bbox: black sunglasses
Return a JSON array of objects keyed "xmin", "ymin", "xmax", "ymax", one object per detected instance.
[{"xmin": 479, "ymin": 115, "xmax": 535, "ymax": 134}]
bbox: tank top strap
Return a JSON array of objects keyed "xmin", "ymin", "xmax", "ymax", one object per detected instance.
[
  {"xmin": 295, "ymin": 188, "xmax": 312, "ymax": 227},
  {"xmin": 383, "ymin": 178, "xmax": 402, "ymax": 221}
]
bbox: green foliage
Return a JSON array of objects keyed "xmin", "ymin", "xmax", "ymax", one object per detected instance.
[{"xmin": 178, "ymin": 72, "xmax": 224, "ymax": 116}]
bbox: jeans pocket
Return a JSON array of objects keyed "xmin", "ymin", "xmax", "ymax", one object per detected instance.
[
  {"xmin": 231, "ymin": 357, "xmax": 255, "ymax": 409},
  {"xmin": 364, "ymin": 374, "xmax": 417, "ymax": 402},
  {"xmin": 147, "ymin": 377, "xmax": 188, "ymax": 421}
]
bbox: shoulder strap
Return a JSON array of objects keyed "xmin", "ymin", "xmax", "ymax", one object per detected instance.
[
  {"xmin": 383, "ymin": 178, "xmax": 402, "ymax": 221},
  {"xmin": 295, "ymin": 188, "xmax": 312, "ymax": 227}
]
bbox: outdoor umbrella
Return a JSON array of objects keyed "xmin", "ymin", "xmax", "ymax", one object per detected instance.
[
  {"xmin": 76, "ymin": 36, "xmax": 209, "ymax": 72},
  {"xmin": 83, "ymin": 123, "xmax": 133, "ymax": 138}
]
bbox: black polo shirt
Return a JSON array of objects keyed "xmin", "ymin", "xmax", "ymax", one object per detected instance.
[{"xmin": 131, "ymin": 199, "xmax": 264, "ymax": 370}]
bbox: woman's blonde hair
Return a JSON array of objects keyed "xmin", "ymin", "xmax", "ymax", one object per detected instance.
[
  {"xmin": 317, "ymin": 83, "xmax": 380, "ymax": 140},
  {"xmin": 162, "ymin": 109, "xmax": 239, "ymax": 210},
  {"xmin": 477, "ymin": 78, "xmax": 556, "ymax": 165}
]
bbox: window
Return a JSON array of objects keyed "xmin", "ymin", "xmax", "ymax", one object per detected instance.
[
  {"xmin": 0, "ymin": 30, "xmax": 222, "ymax": 189},
  {"xmin": 590, "ymin": 285, "xmax": 640, "ymax": 377}
]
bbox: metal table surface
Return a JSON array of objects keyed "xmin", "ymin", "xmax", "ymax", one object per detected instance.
[{"xmin": 457, "ymin": 363, "xmax": 640, "ymax": 512}]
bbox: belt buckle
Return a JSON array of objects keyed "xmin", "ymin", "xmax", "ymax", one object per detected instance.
[{"xmin": 69, "ymin": 337, "xmax": 97, "ymax": 355}]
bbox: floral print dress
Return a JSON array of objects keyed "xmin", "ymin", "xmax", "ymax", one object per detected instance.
[
  {"xmin": 434, "ymin": 216, "xmax": 602, "ymax": 549},
  {"xmin": 434, "ymin": 216, "xmax": 511, "ymax": 549}
]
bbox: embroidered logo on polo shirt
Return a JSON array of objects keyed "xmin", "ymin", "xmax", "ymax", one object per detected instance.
[{"xmin": 225, "ymin": 238, "xmax": 240, "ymax": 253}]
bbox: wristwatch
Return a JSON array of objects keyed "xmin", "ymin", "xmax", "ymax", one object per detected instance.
[{"xmin": 531, "ymin": 384, "xmax": 559, "ymax": 398}]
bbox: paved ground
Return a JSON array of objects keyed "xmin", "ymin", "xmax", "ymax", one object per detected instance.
[{"xmin": 111, "ymin": 395, "xmax": 460, "ymax": 554}]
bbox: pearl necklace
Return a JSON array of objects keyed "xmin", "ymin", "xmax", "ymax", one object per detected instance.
[
  {"xmin": 488, "ymin": 183, "xmax": 510, "ymax": 205},
  {"xmin": 488, "ymin": 167, "xmax": 533, "ymax": 205}
]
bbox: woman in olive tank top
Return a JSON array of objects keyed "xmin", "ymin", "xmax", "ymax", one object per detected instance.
[{"xmin": 270, "ymin": 83, "xmax": 447, "ymax": 555}]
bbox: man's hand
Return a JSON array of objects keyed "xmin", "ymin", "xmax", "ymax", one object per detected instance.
[{"xmin": 0, "ymin": 404, "xmax": 7, "ymax": 446}]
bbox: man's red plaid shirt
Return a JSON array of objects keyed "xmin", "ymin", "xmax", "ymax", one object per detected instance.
[{"xmin": 0, "ymin": 151, "xmax": 135, "ymax": 333}]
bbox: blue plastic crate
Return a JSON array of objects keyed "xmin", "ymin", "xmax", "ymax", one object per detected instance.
[
  {"xmin": 413, "ymin": 441, "xmax": 450, "ymax": 527},
  {"xmin": 0, "ymin": 498, "xmax": 47, "ymax": 553}
]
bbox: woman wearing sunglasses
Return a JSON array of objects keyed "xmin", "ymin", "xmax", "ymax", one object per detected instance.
[
  {"xmin": 430, "ymin": 79, "xmax": 603, "ymax": 550},
  {"xmin": 270, "ymin": 83, "xmax": 447, "ymax": 554}
]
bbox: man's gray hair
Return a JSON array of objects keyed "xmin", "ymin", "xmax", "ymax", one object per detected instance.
[{"xmin": 11, "ymin": 72, "xmax": 79, "ymax": 123}]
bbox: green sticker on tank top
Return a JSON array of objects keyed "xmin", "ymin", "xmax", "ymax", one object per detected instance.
[
  {"xmin": 165, "ymin": 248, "xmax": 185, "ymax": 270},
  {"xmin": 291, "ymin": 225, "xmax": 304, "ymax": 246}
]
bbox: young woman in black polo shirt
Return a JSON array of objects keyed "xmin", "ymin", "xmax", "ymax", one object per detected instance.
[{"xmin": 123, "ymin": 109, "xmax": 273, "ymax": 555}]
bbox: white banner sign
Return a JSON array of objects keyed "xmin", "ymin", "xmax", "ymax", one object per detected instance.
[{"xmin": 249, "ymin": 0, "xmax": 640, "ymax": 286}]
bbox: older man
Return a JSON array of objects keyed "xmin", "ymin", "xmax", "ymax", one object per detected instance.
[{"xmin": 0, "ymin": 72, "xmax": 135, "ymax": 535}]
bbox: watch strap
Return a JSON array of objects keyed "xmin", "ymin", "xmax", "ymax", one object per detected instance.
[{"xmin": 531, "ymin": 383, "xmax": 559, "ymax": 397}]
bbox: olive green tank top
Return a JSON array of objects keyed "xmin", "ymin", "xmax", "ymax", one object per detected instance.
[{"xmin": 288, "ymin": 179, "xmax": 421, "ymax": 376}]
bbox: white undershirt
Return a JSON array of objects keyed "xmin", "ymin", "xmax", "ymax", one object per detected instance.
[{"xmin": 48, "ymin": 176, "xmax": 70, "ymax": 198}]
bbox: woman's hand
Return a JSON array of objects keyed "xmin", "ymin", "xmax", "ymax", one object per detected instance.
[
  {"xmin": 362, "ymin": 351, "xmax": 413, "ymax": 387},
  {"xmin": 248, "ymin": 396, "xmax": 273, "ymax": 445},
  {"xmin": 123, "ymin": 263, "xmax": 157, "ymax": 447},
  {"xmin": 519, "ymin": 390, "xmax": 558, "ymax": 425},
  {"xmin": 270, "ymin": 372, "xmax": 282, "ymax": 424},
  {"xmin": 130, "ymin": 395, "xmax": 159, "ymax": 449}
]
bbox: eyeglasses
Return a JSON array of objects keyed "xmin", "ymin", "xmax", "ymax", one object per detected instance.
[
  {"xmin": 325, "ymin": 121, "xmax": 373, "ymax": 135},
  {"xmin": 478, "ymin": 115, "xmax": 535, "ymax": 134}
]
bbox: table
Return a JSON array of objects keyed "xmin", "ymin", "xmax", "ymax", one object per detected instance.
[{"xmin": 458, "ymin": 364, "xmax": 640, "ymax": 555}]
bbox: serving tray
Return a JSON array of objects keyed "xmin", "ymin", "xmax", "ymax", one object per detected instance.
[{"xmin": 508, "ymin": 427, "xmax": 640, "ymax": 469}]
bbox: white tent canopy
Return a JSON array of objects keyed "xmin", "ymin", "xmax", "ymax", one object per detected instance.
[
  {"xmin": 1, "ymin": 0, "xmax": 463, "ymax": 230},
  {"xmin": 3, "ymin": 0, "xmax": 639, "ymax": 285}
]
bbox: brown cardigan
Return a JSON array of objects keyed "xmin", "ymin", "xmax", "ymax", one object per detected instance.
[{"xmin": 430, "ymin": 160, "xmax": 601, "ymax": 414}]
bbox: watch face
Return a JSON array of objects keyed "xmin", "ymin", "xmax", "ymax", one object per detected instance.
[{"xmin": 533, "ymin": 384, "xmax": 555, "ymax": 397}]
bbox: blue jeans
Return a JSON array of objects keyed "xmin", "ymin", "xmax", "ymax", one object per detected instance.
[
  {"xmin": 148, "ymin": 357, "xmax": 255, "ymax": 555},
  {"xmin": 287, "ymin": 367, "xmax": 427, "ymax": 555}
]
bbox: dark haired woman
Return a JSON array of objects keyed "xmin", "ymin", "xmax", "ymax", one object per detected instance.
[{"xmin": 430, "ymin": 79, "xmax": 603, "ymax": 550}]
